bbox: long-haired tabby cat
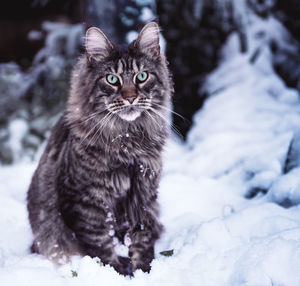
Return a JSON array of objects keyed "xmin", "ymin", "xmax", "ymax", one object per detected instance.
[{"xmin": 27, "ymin": 22, "xmax": 172, "ymax": 276}]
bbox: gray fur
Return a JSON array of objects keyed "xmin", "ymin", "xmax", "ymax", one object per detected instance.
[{"xmin": 27, "ymin": 22, "xmax": 173, "ymax": 275}]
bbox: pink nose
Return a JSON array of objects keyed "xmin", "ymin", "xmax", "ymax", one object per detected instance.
[
  {"xmin": 125, "ymin": 96, "xmax": 136, "ymax": 104},
  {"xmin": 121, "ymin": 86, "xmax": 137, "ymax": 104}
]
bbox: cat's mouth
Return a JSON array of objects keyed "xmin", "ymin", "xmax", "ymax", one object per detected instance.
[{"xmin": 118, "ymin": 106, "xmax": 142, "ymax": 122}]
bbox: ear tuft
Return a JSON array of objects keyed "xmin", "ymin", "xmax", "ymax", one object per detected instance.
[
  {"xmin": 136, "ymin": 22, "xmax": 160, "ymax": 57},
  {"xmin": 85, "ymin": 27, "xmax": 113, "ymax": 61}
]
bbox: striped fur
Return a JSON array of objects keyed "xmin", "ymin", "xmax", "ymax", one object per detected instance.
[{"xmin": 27, "ymin": 22, "xmax": 173, "ymax": 276}]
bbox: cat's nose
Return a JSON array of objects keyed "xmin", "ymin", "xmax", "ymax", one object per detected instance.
[
  {"xmin": 121, "ymin": 87, "xmax": 137, "ymax": 104},
  {"xmin": 125, "ymin": 96, "xmax": 136, "ymax": 104}
]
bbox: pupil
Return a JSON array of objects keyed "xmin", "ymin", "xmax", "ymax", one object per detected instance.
[{"xmin": 136, "ymin": 72, "xmax": 147, "ymax": 83}]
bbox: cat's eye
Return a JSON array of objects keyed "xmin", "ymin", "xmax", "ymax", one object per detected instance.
[
  {"xmin": 136, "ymin": 71, "xmax": 148, "ymax": 83},
  {"xmin": 106, "ymin": 74, "xmax": 119, "ymax": 85}
]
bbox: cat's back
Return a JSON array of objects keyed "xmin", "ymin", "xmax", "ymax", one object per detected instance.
[
  {"xmin": 27, "ymin": 114, "xmax": 70, "ymax": 225},
  {"xmin": 40, "ymin": 114, "xmax": 70, "ymax": 165}
]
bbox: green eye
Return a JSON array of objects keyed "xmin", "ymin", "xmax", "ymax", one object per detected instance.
[
  {"xmin": 106, "ymin": 74, "xmax": 119, "ymax": 85},
  {"xmin": 136, "ymin": 71, "xmax": 148, "ymax": 83}
]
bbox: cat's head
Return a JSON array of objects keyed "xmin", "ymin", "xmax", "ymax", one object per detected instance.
[{"xmin": 68, "ymin": 22, "xmax": 172, "ymax": 141}]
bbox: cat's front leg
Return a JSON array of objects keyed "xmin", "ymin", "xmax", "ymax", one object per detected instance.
[
  {"xmin": 128, "ymin": 201, "xmax": 163, "ymax": 273},
  {"xmin": 127, "ymin": 161, "xmax": 163, "ymax": 273},
  {"xmin": 76, "ymin": 219, "xmax": 132, "ymax": 275},
  {"xmin": 62, "ymin": 200, "xmax": 132, "ymax": 276}
]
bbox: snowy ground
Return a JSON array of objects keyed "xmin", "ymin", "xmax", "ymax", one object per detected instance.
[{"xmin": 1, "ymin": 15, "xmax": 300, "ymax": 286}]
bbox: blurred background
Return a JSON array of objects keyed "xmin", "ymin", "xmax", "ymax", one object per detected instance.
[{"xmin": 0, "ymin": 0, "xmax": 300, "ymax": 165}]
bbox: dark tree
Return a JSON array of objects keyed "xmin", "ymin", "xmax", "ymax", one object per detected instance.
[
  {"xmin": 272, "ymin": 0, "xmax": 300, "ymax": 91},
  {"xmin": 156, "ymin": 0, "xmax": 236, "ymax": 138}
]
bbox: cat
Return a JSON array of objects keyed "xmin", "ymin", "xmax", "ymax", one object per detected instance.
[{"xmin": 27, "ymin": 22, "xmax": 173, "ymax": 276}]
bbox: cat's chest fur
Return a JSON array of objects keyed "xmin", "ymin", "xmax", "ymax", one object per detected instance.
[{"xmin": 60, "ymin": 127, "xmax": 162, "ymax": 201}]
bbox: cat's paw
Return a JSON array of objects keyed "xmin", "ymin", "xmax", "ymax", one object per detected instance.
[
  {"xmin": 111, "ymin": 256, "xmax": 133, "ymax": 276},
  {"xmin": 130, "ymin": 249, "xmax": 153, "ymax": 273},
  {"xmin": 132, "ymin": 261, "xmax": 151, "ymax": 273}
]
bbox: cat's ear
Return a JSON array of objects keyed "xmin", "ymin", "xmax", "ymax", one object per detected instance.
[
  {"xmin": 136, "ymin": 22, "xmax": 160, "ymax": 57},
  {"xmin": 85, "ymin": 27, "xmax": 113, "ymax": 61}
]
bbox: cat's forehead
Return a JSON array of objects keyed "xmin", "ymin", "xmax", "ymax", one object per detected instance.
[
  {"xmin": 104, "ymin": 47, "xmax": 155, "ymax": 75},
  {"xmin": 110, "ymin": 57, "xmax": 142, "ymax": 75}
]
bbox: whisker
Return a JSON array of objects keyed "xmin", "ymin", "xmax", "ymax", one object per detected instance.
[
  {"xmin": 144, "ymin": 110, "xmax": 160, "ymax": 128},
  {"xmin": 136, "ymin": 99, "xmax": 187, "ymax": 122},
  {"xmin": 88, "ymin": 112, "xmax": 114, "ymax": 148},
  {"xmin": 79, "ymin": 111, "xmax": 113, "ymax": 147},
  {"xmin": 147, "ymin": 106, "xmax": 184, "ymax": 139},
  {"xmin": 108, "ymin": 103, "xmax": 124, "ymax": 109},
  {"xmin": 109, "ymin": 105, "xmax": 128, "ymax": 114},
  {"xmin": 169, "ymin": 124, "xmax": 184, "ymax": 140},
  {"xmin": 150, "ymin": 102, "xmax": 187, "ymax": 121},
  {"xmin": 71, "ymin": 109, "xmax": 108, "ymax": 127},
  {"xmin": 92, "ymin": 113, "xmax": 115, "ymax": 150}
]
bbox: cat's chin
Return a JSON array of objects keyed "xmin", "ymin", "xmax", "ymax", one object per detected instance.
[{"xmin": 118, "ymin": 110, "xmax": 141, "ymax": 122}]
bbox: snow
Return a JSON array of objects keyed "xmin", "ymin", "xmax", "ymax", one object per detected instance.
[
  {"xmin": 1, "ymin": 14, "xmax": 300, "ymax": 286},
  {"xmin": 139, "ymin": 7, "xmax": 154, "ymax": 22},
  {"xmin": 8, "ymin": 119, "xmax": 28, "ymax": 162},
  {"xmin": 126, "ymin": 31, "xmax": 139, "ymax": 44},
  {"xmin": 32, "ymin": 21, "xmax": 83, "ymax": 80},
  {"xmin": 42, "ymin": 21, "xmax": 83, "ymax": 57},
  {"xmin": 28, "ymin": 30, "xmax": 43, "ymax": 41}
]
